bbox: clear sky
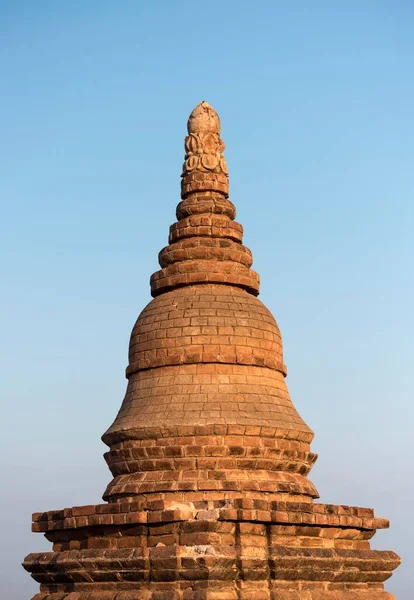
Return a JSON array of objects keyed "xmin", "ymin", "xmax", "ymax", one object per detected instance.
[{"xmin": 1, "ymin": 2, "xmax": 413, "ymax": 598}]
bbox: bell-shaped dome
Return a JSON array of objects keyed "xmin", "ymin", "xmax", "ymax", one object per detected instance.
[{"xmin": 102, "ymin": 102, "xmax": 317, "ymax": 503}]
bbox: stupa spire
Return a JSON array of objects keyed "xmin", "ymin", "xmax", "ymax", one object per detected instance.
[
  {"xmin": 182, "ymin": 101, "xmax": 228, "ymax": 198},
  {"xmin": 150, "ymin": 102, "xmax": 260, "ymax": 297}
]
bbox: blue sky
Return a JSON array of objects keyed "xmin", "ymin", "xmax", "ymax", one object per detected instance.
[{"xmin": 1, "ymin": 2, "xmax": 413, "ymax": 597}]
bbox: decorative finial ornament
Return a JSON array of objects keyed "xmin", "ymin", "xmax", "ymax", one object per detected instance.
[
  {"xmin": 187, "ymin": 101, "xmax": 221, "ymax": 134},
  {"xmin": 150, "ymin": 101, "xmax": 259, "ymax": 297},
  {"xmin": 182, "ymin": 101, "xmax": 229, "ymax": 199}
]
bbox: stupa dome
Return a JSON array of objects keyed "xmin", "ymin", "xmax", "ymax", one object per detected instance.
[{"xmin": 102, "ymin": 101, "xmax": 317, "ymax": 502}]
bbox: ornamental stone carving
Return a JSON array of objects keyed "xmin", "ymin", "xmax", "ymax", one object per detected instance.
[
  {"xmin": 182, "ymin": 132, "xmax": 228, "ymax": 176},
  {"xmin": 181, "ymin": 101, "xmax": 229, "ymax": 198}
]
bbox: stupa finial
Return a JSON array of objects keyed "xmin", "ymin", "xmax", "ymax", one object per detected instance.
[
  {"xmin": 181, "ymin": 101, "xmax": 228, "ymax": 199},
  {"xmin": 187, "ymin": 101, "xmax": 221, "ymax": 134},
  {"xmin": 149, "ymin": 101, "xmax": 260, "ymax": 297}
]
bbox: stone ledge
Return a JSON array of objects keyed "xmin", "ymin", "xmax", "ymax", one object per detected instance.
[
  {"xmin": 102, "ymin": 423, "xmax": 315, "ymax": 445},
  {"xmin": 125, "ymin": 350, "xmax": 287, "ymax": 377},
  {"xmin": 29, "ymin": 592, "xmax": 397, "ymax": 600},
  {"xmin": 31, "ymin": 500, "xmax": 387, "ymax": 533},
  {"xmin": 176, "ymin": 194, "xmax": 236, "ymax": 220},
  {"xmin": 23, "ymin": 546, "xmax": 400, "ymax": 586}
]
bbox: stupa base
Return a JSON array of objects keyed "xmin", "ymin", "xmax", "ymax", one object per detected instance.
[{"xmin": 24, "ymin": 499, "xmax": 399, "ymax": 600}]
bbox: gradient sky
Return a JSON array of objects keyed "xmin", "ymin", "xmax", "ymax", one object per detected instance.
[{"xmin": 1, "ymin": 2, "xmax": 413, "ymax": 598}]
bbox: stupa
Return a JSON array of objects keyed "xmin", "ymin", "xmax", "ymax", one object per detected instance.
[{"xmin": 24, "ymin": 102, "xmax": 400, "ymax": 599}]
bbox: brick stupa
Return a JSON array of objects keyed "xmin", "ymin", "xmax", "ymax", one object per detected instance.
[{"xmin": 24, "ymin": 102, "xmax": 400, "ymax": 599}]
